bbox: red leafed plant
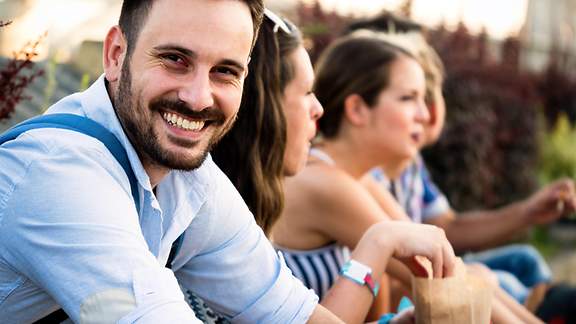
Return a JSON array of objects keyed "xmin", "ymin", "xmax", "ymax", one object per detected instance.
[{"xmin": 0, "ymin": 20, "xmax": 45, "ymax": 121}]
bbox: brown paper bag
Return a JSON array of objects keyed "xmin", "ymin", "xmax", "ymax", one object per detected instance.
[{"xmin": 412, "ymin": 260, "xmax": 493, "ymax": 324}]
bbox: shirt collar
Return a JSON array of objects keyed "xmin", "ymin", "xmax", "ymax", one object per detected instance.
[
  {"xmin": 78, "ymin": 74, "xmax": 153, "ymax": 192},
  {"xmin": 48, "ymin": 74, "xmax": 211, "ymax": 208}
]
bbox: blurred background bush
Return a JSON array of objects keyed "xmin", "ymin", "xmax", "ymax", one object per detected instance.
[{"xmin": 295, "ymin": 1, "xmax": 576, "ymax": 217}]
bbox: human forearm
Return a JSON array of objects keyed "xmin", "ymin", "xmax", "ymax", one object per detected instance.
[
  {"xmin": 494, "ymin": 288, "xmax": 543, "ymax": 324},
  {"xmin": 434, "ymin": 202, "xmax": 531, "ymax": 252},
  {"xmin": 491, "ymin": 297, "xmax": 525, "ymax": 324},
  {"xmin": 307, "ymin": 305, "xmax": 345, "ymax": 323},
  {"xmin": 321, "ymin": 277, "xmax": 382, "ymax": 323},
  {"xmin": 320, "ymin": 221, "xmax": 456, "ymax": 323},
  {"xmin": 321, "ymin": 231, "xmax": 394, "ymax": 323},
  {"xmin": 439, "ymin": 178, "xmax": 576, "ymax": 252}
]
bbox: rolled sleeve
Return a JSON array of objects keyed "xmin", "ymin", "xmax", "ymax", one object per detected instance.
[
  {"xmin": 231, "ymin": 265, "xmax": 319, "ymax": 323},
  {"xmin": 119, "ymin": 268, "xmax": 202, "ymax": 324},
  {"xmin": 175, "ymin": 164, "xmax": 318, "ymax": 323}
]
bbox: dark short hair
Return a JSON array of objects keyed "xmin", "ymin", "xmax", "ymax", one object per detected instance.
[
  {"xmin": 344, "ymin": 12, "xmax": 423, "ymax": 35},
  {"xmin": 212, "ymin": 13, "xmax": 302, "ymax": 235},
  {"xmin": 118, "ymin": 0, "xmax": 265, "ymax": 57},
  {"xmin": 315, "ymin": 36, "xmax": 412, "ymax": 138}
]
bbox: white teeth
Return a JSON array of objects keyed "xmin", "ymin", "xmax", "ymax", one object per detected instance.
[{"xmin": 162, "ymin": 112, "xmax": 205, "ymax": 131}]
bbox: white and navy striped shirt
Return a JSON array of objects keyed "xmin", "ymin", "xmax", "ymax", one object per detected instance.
[
  {"xmin": 370, "ymin": 155, "xmax": 450, "ymax": 223},
  {"xmin": 275, "ymin": 243, "xmax": 350, "ymax": 300}
]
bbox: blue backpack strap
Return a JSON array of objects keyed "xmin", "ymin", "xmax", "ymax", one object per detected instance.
[
  {"xmin": 0, "ymin": 113, "xmax": 140, "ymax": 213},
  {"xmin": 1, "ymin": 113, "xmax": 187, "ymax": 266},
  {"xmin": 2, "ymin": 114, "xmax": 184, "ymax": 322}
]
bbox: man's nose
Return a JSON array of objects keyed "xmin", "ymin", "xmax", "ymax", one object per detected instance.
[{"xmin": 177, "ymin": 71, "xmax": 214, "ymax": 110}]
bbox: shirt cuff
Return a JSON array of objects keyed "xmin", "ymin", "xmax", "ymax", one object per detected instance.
[{"xmin": 231, "ymin": 265, "xmax": 319, "ymax": 323}]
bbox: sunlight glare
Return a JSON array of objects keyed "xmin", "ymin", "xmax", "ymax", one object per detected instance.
[{"xmin": 310, "ymin": 0, "xmax": 528, "ymax": 39}]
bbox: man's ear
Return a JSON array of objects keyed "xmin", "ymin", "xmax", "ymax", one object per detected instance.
[
  {"xmin": 103, "ymin": 25, "xmax": 127, "ymax": 83},
  {"xmin": 343, "ymin": 94, "xmax": 371, "ymax": 126}
]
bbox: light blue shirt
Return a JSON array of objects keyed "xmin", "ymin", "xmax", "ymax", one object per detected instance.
[{"xmin": 0, "ymin": 75, "xmax": 318, "ymax": 323}]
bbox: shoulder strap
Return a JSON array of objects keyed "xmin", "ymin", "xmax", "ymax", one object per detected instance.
[
  {"xmin": 1, "ymin": 113, "xmax": 186, "ymax": 266},
  {"xmin": 2, "ymin": 114, "xmax": 183, "ymax": 322},
  {"xmin": 0, "ymin": 113, "xmax": 140, "ymax": 214}
]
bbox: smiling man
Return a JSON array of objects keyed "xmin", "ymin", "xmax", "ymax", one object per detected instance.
[{"xmin": 0, "ymin": 0, "xmax": 341, "ymax": 323}]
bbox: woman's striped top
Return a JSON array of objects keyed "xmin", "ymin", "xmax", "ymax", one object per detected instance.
[{"xmin": 275, "ymin": 242, "xmax": 350, "ymax": 301}]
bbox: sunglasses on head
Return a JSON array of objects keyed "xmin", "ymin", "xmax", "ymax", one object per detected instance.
[{"xmin": 264, "ymin": 8, "xmax": 291, "ymax": 34}]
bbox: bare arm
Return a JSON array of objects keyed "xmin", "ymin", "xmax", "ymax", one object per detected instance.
[
  {"xmin": 427, "ymin": 205, "xmax": 529, "ymax": 253},
  {"xmin": 466, "ymin": 263, "xmax": 543, "ymax": 324},
  {"xmin": 320, "ymin": 225, "xmax": 395, "ymax": 324},
  {"xmin": 493, "ymin": 288, "xmax": 544, "ymax": 324},
  {"xmin": 361, "ymin": 164, "xmax": 519, "ymax": 252},
  {"xmin": 320, "ymin": 222, "xmax": 454, "ymax": 323},
  {"xmin": 280, "ymin": 166, "xmax": 455, "ymax": 323},
  {"xmin": 427, "ymin": 178, "xmax": 576, "ymax": 252},
  {"xmin": 306, "ymin": 305, "xmax": 345, "ymax": 324},
  {"xmin": 360, "ymin": 174, "xmax": 444, "ymax": 287}
]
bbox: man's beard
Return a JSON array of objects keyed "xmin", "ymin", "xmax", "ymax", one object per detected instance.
[{"xmin": 113, "ymin": 62, "xmax": 231, "ymax": 171}]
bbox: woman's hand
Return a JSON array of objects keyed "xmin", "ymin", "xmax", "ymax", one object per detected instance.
[{"xmin": 362, "ymin": 221, "xmax": 456, "ymax": 278}]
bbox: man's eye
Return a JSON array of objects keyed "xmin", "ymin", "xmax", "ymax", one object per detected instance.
[
  {"xmin": 214, "ymin": 66, "xmax": 239, "ymax": 78},
  {"xmin": 160, "ymin": 54, "xmax": 188, "ymax": 67}
]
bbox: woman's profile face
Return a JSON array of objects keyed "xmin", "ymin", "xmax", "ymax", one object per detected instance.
[
  {"xmin": 281, "ymin": 46, "xmax": 324, "ymax": 176},
  {"xmin": 367, "ymin": 56, "xmax": 429, "ymax": 162}
]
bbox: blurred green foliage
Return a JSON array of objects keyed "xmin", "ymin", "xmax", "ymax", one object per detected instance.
[
  {"xmin": 42, "ymin": 56, "xmax": 57, "ymax": 112},
  {"xmin": 532, "ymin": 113, "xmax": 576, "ymax": 255},
  {"xmin": 529, "ymin": 226, "xmax": 555, "ymax": 258},
  {"xmin": 423, "ymin": 70, "xmax": 540, "ymax": 211},
  {"xmin": 538, "ymin": 113, "xmax": 576, "ymax": 185},
  {"xmin": 79, "ymin": 73, "xmax": 91, "ymax": 92},
  {"xmin": 301, "ymin": 23, "xmax": 330, "ymax": 37}
]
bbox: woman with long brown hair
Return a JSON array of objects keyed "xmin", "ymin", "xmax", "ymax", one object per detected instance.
[{"xmin": 208, "ymin": 9, "xmax": 456, "ymax": 324}]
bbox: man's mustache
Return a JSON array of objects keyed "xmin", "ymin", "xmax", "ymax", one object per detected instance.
[{"xmin": 150, "ymin": 98, "xmax": 226, "ymax": 125}]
